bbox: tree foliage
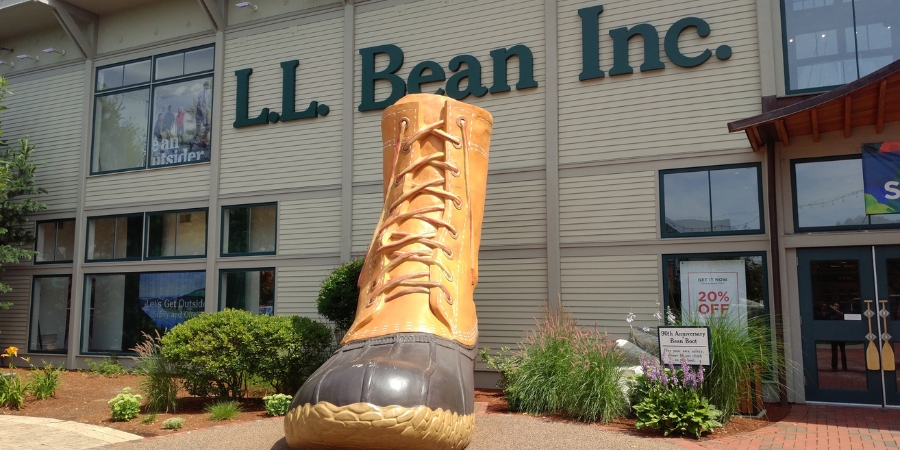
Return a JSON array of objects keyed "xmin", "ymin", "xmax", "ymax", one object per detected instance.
[
  {"xmin": 316, "ymin": 258, "xmax": 364, "ymax": 333},
  {"xmin": 0, "ymin": 76, "xmax": 47, "ymax": 300}
]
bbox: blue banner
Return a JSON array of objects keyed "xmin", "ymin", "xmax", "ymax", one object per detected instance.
[{"xmin": 862, "ymin": 142, "xmax": 900, "ymax": 215}]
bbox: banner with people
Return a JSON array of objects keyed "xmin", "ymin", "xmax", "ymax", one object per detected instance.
[
  {"xmin": 150, "ymin": 76, "xmax": 213, "ymax": 167},
  {"xmin": 861, "ymin": 141, "xmax": 900, "ymax": 215}
]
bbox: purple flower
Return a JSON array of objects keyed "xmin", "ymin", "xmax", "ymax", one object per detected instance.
[
  {"xmin": 642, "ymin": 326, "xmax": 650, "ymax": 332},
  {"xmin": 626, "ymin": 310, "xmax": 635, "ymax": 324}
]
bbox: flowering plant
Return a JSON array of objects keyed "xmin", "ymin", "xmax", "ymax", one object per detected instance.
[{"xmin": 631, "ymin": 357, "xmax": 722, "ymax": 438}]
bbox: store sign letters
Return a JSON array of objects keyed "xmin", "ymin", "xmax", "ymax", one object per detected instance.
[{"xmin": 232, "ymin": 3, "xmax": 733, "ymax": 127}]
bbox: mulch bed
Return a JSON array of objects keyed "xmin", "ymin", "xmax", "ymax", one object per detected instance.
[{"xmin": 474, "ymin": 388, "xmax": 792, "ymax": 440}]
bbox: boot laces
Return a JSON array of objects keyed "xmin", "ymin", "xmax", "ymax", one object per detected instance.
[{"xmin": 362, "ymin": 116, "xmax": 472, "ymax": 308}]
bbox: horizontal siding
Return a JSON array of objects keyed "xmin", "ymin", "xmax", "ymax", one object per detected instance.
[
  {"xmin": 475, "ymin": 257, "xmax": 548, "ymax": 371},
  {"xmin": 3, "ymin": 70, "xmax": 84, "ymax": 212},
  {"xmin": 559, "ymin": 171, "xmax": 657, "ymax": 243},
  {"xmin": 85, "ymin": 164, "xmax": 210, "ymax": 207},
  {"xmin": 557, "ymin": 0, "xmax": 761, "ymax": 165},
  {"xmin": 483, "ymin": 179, "xmax": 546, "ymax": 247},
  {"xmin": 0, "ymin": 276, "xmax": 33, "ymax": 351},
  {"xmin": 353, "ymin": 0, "xmax": 546, "ymax": 183},
  {"xmin": 276, "ymin": 265, "xmax": 336, "ymax": 318},
  {"xmin": 97, "ymin": 0, "xmax": 213, "ymax": 54},
  {"xmin": 561, "ymin": 254, "xmax": 660, "ymax": 339},
  {"xmin": 220, "ymin": 16, "xmax": 344, "ymax": 195},
  {"xmin": 279, "ymin": 196, "xmax": 342, "ymax": 255},
  {"xmin": 352, "ymin": 191, "xmax": 382, "ymax": 253}
]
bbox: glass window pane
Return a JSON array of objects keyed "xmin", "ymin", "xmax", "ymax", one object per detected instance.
[
  {"xmin": 221, "ymin": 270, "xmax": 275, "ymax": 315},
  {"xmin": 663, "ymin": 171, "xmax": 711, "ymax": 234},
  {"xmin": 710, "ymin": 167, "xmax": 761, "ymax": 231},
  {"xmin": 225, "ymin": 207, "xmax": 250, "ymax": 254},
  {"xmin": 56, "ymin": 220, "xmax": 75, "ymax": 261},
  {"xmin": 816, "ymin": 341, "xmax": 868, "ymax": 389},
  {"xmin": 783, "ymin": 1, "xmax": 857, "ymax": 91},
  {"xmin": 91, "ymin": 89, "xmax": 150, "ymax": 173},
  {"xmin": 123, "ymin": 60, "xmax": 151, "ymax": 86},
  {"xmin": 36, "ymin": 222, "xmax": 56, "ymax": 263},
  {"xmin": 146, "ymin": 213, "xmax": 177, "ymax": 257},
  {"xmin": 30, "ymin": 276, "xmax": 71, "ymax": 352},
  {"xmin": 97, "ymin": 65, "xmax": 124, "ymax": 90},
  {"xmin": 184, "ymin": 47, "xmax": 214, "ymax": 74},
  {"xmin": 87, "ymin": 216, "xmax": 142, "ymax": 261},
  {"xmin": 176, "ymin": 211, "xmax": 207, "ymax": 256},
  {"xmin": 250, "ymin": 205, "xmax": 277, "ymax": 253},
  {"xmin": 854, "ymin": 0, "xmax": 900, "ymax": 77},
  {"xmin": 155, "ymin": 53, "xmax": 184, "ymax": 80},
  {"xmin": 150, "ymin": 77, "xmax": 213, "ymax": 167},
  {"xmin": 665, "ymin": 255, "xmax": 768, "ymax": 322},
  {"xmin": 88, "ymin": 218, "xmax": 117, "ymax": 260},
  {"xmin": 794, "ymin": 158, "xmax": 866, "ymax": 228},
  {"xmin": 83, "ymin": 272, "xmax": 206, "ymax": 353}
]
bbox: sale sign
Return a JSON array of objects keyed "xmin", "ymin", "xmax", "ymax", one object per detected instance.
[
  {"xmin": 861, "ymin": 141, "xmax": 900, "ymax": 215},
  {"xmin": 679, "ymin": 260, "xmax": 747, "ymax": 327}
]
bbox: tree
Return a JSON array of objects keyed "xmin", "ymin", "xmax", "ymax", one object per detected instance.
[{"xmin": 0, "ymin": 76, "xmax": 47, "ymax": 310}]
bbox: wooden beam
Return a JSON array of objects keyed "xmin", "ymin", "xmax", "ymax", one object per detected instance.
[
  {"xmin": 748, "ymin": 126, "xmax": 761, "ymax": 152},
  {"xmin": 877, "ymin": 80, "xmax": 887, "ymax": 134},
  {"xmin": 811, "ymin": 108, "xmax": 820, "ymax": 143},
  {"xmin": 844, "ymin": 96, "xmax": 852, "ymax": 138},
  {"xmin": 775, "ymin": 119, "xmax": 790, "ymax": 146}
]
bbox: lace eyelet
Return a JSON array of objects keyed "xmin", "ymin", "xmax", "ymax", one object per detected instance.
[
  {"xmin": 445, "ymin": 293, "xmax": 454, "ymax": 305},
  {"xmin": 444, "ymin": 271, "xmax": 453, "ymax": 281},
  {"xmin": 394, "ymin": 177, "xmax": 402, "ymax": 186},
  {"xmin": 449, "ymin": 229, "xmax": 459, "ymax": 239},
  {"xmin": 450, "ymin": 165, "xmax": 461, "ymax": 177},
  {"xmin": 444, "ymin": 249, "xmax": 454, "ymax": 259},
  {"xmin": 453, "ymin": 198, "xmax": 462, "ymax": 210}
]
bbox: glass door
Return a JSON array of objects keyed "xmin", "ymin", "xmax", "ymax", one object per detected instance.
[{"xmin": 799, "ymin": 246, "xmax": 900, "ymax": 406}]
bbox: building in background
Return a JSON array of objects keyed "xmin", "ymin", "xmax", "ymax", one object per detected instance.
[{"xmin": 0, "ymin": 0, "xmax": 898, "ymax": 405}]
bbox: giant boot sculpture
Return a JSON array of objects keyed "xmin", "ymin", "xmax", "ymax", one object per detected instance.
[{"xmin": 284, "ymin": 94, "xmax": 492, "ymax": 450}]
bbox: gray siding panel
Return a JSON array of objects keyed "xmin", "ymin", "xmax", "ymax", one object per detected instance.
[
  {"xmin": 559, "ymin": 171, "xmax": 657, "ymax": 243},
  {"xmin": 276, "ymin": 265, "xmax": 335, "ymax": 318},
  {"xmin": 0, "ymin": 276, "xmax": 33, "ymax": 350},
  {"xmin": 279, "ymin": 197, "xmax": 342, "ymax": 255},
  {"xmin": 483, "ymin": 179, "xmax": 547, "ymax": 247}
]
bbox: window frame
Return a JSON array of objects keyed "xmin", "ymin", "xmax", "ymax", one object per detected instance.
[
  {"xmin": 220, "ymin": 202, "xmax": 278, "ymax": 257},
  {"xmin": 90, "ymin": 44, "xmax": 215, "ymax": 175},
  {"xmin": 790, "ymin": 154, "xmax": 900, "ymax": 232},
  {"xmin": 144, "ymin": 208, "xmax": 210, "ymax": 261},
  {"xmin": 84, "ymin": 213, "xmax": 145, "ymax": 263},
  {"xmin": 218, "ymin": 268, "xmax": 276, "ymax": 314},
  {"xmin": 34, "ymin": 219, "xmax": 76, "ymax": 264},
  {"xmin": 659, "ymin": 163, "xmax": 766, "ymax": 238},
  {"xmin": 28, "ymin": 274, "xmax": 72, "ymax": 355},
  {"xmin": 80, "ymin": 270, "xmax": 207, "ymax": 356}
]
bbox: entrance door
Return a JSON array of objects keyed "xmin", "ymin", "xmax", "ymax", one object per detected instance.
[{"xmin": 799, "ymin": 246, "xmax": 900, "ymax": 405}]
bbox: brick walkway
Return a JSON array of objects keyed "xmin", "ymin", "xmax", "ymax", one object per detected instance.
[{"xmin": 676, "ymin": 404, "xmax": 900, "ymax": 450}]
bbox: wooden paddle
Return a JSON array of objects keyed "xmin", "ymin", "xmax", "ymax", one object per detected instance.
[
  {"xmin": 881, "ymin": 300, "xmax": 895, "ymax": 371},
  {"xmin": 866, "ymin": 300, "xmax": 881, "ymax": 371}
]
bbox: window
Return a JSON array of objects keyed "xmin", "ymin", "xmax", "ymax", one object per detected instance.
[
  {"xmin": 660, "ymin": 164, "xmax": 764, "ymax": 237},
  {"xmin": 35, "ymin": 219, "xmax": 76, "ymax": 263},
  {"xmin": 792, "ymin": 155, "xmax": 900, "ymax": 231},
  {"xmin": 29, "ymin": 276, "xmax": 71, "ymax": 353},
  {"xmin": 222, "ymin": 204, "xmax": 277, "ymax": 255},
  {"xmin": 91, "ymin": 45, "xmax": 214, "ymax": 174},
  {"xmin": 146, "ymin": 209, "xmax": 208, "ymax": 258},
  {"xmin": 663, "ymin": 253, "xmax": 769, "ymax": 323},
  {"xmin": 86, "ymin": 215, "xmax": 143, "ymax": 261},
  {"xmin": 782, "ymin": 0, "xmax": 899, "ymax": 93},
  {"xmin": 220, "ymin": 269, "xmax": 275, "ymax": 315},
  {"xmin": 82, "ymin": 271, "xmax": 206, "ymax": 354}
]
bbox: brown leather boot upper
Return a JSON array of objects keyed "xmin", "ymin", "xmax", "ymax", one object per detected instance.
[{"xmin": 343, "ymin": 94, "xmax": 492, "ymax": 347}]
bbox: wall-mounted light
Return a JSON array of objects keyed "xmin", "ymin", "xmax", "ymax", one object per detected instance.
[
  {"xmin": 235, "ymin": 2, "xmax": 258, "ymax": 11},
  {"xmin": 17, "ymin": 54, "xmax": 39, "ymax": 61},
  {"xmin": 42, "ymin": 48, "xmax": 66, "ymax": 56},
  {"xmin": 0, "ymin": 60, "xmax": 14, "ymax": 67}
]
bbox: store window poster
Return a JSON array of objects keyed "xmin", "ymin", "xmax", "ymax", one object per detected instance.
[
  {"xmin": 679, "ymin": 260, "xmax": 748, "ymax": 328},
  {"xmin": 862, "ymin": 141, "xmax": 900, "ymax": 215},
  {"xmin": 150, "ymin": 77, "xmax": 213, "ymax": 167}
]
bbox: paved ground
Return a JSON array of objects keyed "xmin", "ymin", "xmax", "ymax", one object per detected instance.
[{"xmin": 6, "ymin": 403, "xmax": 900, "ymax": 450}]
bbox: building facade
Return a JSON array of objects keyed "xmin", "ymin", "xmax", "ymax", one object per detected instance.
[{"xmin": 0, "ymin": 0, "xmax": 898, "ymax": 405}]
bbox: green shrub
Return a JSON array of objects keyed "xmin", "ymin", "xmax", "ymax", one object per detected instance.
[
  {"xmin": 163, "ymin": 417, "xmax": 185, "ymax": 430},
  {"xmin": 254, "ymin": 316, "xmax": 333, "ymax": 394},
  {"xmin": 0, "ymin": 373, "xmax": 27, "ymax": 409},
  {"xmin": 132, "ymin": 331, "xmax": 178, "ymax": 413},
  {"xmin": 263, "ymin": 393, "xmax": 293, "ymax": 416},
  {"xmin": 206, "ymin": 400, "xmax": 242, "ymax": 420},
  {"xmin": 141, "ymin": 414, "xmax": 157, "ymax": 424},
  {"xmin": 161, "ymin": 309, "xmax": 258, "ymax": 399},
  {"xmin": 481, "ymin": 306, "xmax": 628, "ymax": 423},
  {"xmin": 684, "ymin": 314, "xmax": 782, "ymax": 422},
  {"xmin": 316, "ymin": 259, "xmax": 364, "ymax": 333},
  {"xmin": 86, "ymin": 357, "xmax": 127, "ymax": 377},
  {"xmin": 633, "ymin": 359, "xmax": 722, "ymax": 438},
  {"xmin": 108, "ymin": 387, "xmax": 142, "ymax": 421},
  {"xmin": 29, "ymin": 362, "xmax": 63, "ymax": 400}
]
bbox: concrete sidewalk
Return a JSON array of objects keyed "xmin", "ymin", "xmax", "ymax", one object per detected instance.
[{"xmin": 5, "ymin": 403, "xmax": 900, "ymax": 450}]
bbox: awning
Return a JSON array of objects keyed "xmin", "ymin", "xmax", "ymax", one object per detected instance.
[{"xmin": 727, "ymin": 59, "xmax": 900, "ymax": 151}]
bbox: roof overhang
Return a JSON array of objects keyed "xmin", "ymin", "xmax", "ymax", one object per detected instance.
[{"xmin": 727, "ymin": 59, "xmax": 900, "ymax": 151}]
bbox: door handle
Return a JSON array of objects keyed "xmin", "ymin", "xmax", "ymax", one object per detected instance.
[
  {"xmin": 865, "ymin": 300, "xmax": 880, "ymax": 370},
  {"xmin": 880, "ymin": 300, "xmax": 895, "ymax": 371}
]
